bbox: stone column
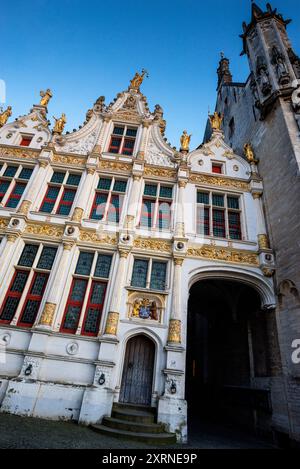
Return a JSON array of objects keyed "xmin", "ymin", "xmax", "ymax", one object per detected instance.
[
  {"xmin": 175, "ymin": 180, "xmax": 187, "ymax": 238},
  {"xmin": 103, "ymin": 249, "xmax": 129, "ymax": 336},
  {"xmin": 37, "ymin": 242, "xmax": 74, "ymax": 329},
  {"xmin": 253, "ymin": 193, "xmax": 269, "ymax": 250},
  {"xmin": 124, "ymin": 175, "xmax": 143, "ymax": 229},
  {"xmin": 168, "ymin": 258, "xmax": 184, "ymax": 344},
  {"xmin": 137, "ymin": 121, "xmax": 150, "ymax": 160},
  {"xmin": 71, "ymin": 168, "xmax": 96, "ymax": 222},
  {"xmin": 0, "ymin": 234, "xmax": 19, "ymax": 288},
  {"xmin": 17, "ymin": 161, "xmax": 49, "ymax": 216}
]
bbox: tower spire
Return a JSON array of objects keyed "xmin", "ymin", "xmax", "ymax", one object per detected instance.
[{"xmin": 217, "ymin": 53, "xmax": 232, "ymax": 90}]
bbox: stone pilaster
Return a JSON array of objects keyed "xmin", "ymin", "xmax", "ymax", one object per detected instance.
[
  {"xmin": 17, "ymin": 160, "xmax": 49, "ymax": 215},
  {"xmin": 0, "ymin": 234, "xmax": 20, "ymax": 288},
  {"xmin": 71, "ymin": 167, "xmax": 96, "ymax": 222},
  {"xmin": 168, "ymin": 258, "xmax": 184, "ymax": 344}
]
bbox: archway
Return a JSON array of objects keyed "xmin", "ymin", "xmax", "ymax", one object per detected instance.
[
  {"xmin": 186, "ymin": 278, "xmax": 278, "ymax": 431},
  {"xmin": 120, "ymin": 334, "xmax": 155, "ymax": 406}
]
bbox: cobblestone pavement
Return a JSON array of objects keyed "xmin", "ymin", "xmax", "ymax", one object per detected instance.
[{"xmin": 0, "ymin": 413, "xmax": 274, "ymax": 449}]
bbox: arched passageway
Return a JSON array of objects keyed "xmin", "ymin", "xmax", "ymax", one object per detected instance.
[{"xmin": 186, "ymin": 278, "xmax": 279, "ymax": 431}]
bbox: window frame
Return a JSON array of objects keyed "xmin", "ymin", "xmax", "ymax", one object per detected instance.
[
  {"xmin": 0, "ymin": 163, "xmax": 34, "ymax": 209},
  {"xmin": 60, "ymin": 250, "xmax": 113, "ymax": 336},
  {"xmin": 89, "ymin": 175, "xmax": 127, "ymax": 224},
  {"xmin": 139, "ymin": 182, "xmax": 174, "ymax": 231},
  {"xmin": 39, "ymin": 170, "xmax": 81, "ymax": 216},
  {"xmin": 196, "ymin": 189, "xmax": 243, "ymax": 240},
  {"xmin": 130, "ymin": 256, "xmax": 169, "ymax": 292},
  {"xmin": 107, "ymin": 124, "xmax": 138, "ymax": 156}
]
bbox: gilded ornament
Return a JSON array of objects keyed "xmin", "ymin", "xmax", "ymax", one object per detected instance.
[
  {"xmin": 174, "ymin": 258, "xmax": 184, "ymax": 267},
  {"xmin": 72, "ymin": 207, "xmax": 84, "ymax": 222},
  {"xmin": 129, "ymin": 69, "xmax": 149, "ymax": 91},
  {"xmin": 99, "ymin": 160, "xmax": 132, "ymax": 173},
  {"xmin": 39, "ymin": 303, "xmax": 56, "ymax": 326},
  {"xmin": 190, "ymin": 173, "xmax": 249, "ymax": 192},
  {"xmin": 262, "ymin": 267, "xmax": 275, "ymax": 278},
  {"xmin": 52, "ymin": 154, "xmax": 86, "ymax": 166},
  {"xmin": 17, "ymin": 200, "xmax": 31, "ymax": 215},
  {"xmin": 52, "ymin": 113, "xmax": 67, "ymax": 134},
  {"xmin": 7, "ymin": 233, "xmax": 19, "ymax": 243},
  {"xmin": 180, "ymin": 131, "xmax": 192, "ymax": 152},
  {"xmin": 0, "ymin": 218, "xmax": 9, "ymax": 230},
  {"xmin": 209, "ymin": 112, "xmax": 224, "ymax": 131},
  {"xmin": 105, "ymin": 312, "xmax": 119, "ymax": 336},
  {"xmin": 244, "ymin": 143, "xmax": 258, "ymax": 164},
  {"xmin": 0, "ymin": 106, "xmax": 12, "ymax": 127},
  {"xmin": 79, "ymin": 230, "xmax": 117, "ymax": 245},
  {"xmin": 144, "ymin": 167, "xmax": 176, "ymax": 180},
  {"xmin": 25, "ymin": 223, "xmax": 64, "ymax": 239},
  {"xmin": 168, "ymin": 319, "xmax": 181, "ymax": 344},
  {"xmin": 258, "ymin": 234, "xmax": 269, "ymax": 250},
  {"xmin": 0, "ymin": 146, "xmax": 38, "ymax": 160},
  {"xmin": 187, "ymin": 245, "xmax": 259, "ymax": 266},
  {"xmin": 134, "ymin": 238, "xmax": 172, "ymax": 254},
  {"xmin": 39, "ymin": 89, "xmax": 53, "ymax": 107}
]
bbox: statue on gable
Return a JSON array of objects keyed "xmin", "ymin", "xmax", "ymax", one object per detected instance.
[
  {"xmin": 52, "ymin": 113, "xmax": 67, "ymax": 134},
  {"xmin": 129, "ymin": 69, "xmax": 149, "ymax": 91},
  {"xmin": 180, "ymin": 130, "xmax": 192, "ymax": 152},
  {"xmin": 40, "ymin": 89, "xmax": 53, "ymax": 107},
  {"xmin": 0, "ymin": 106, "xmax": 12, "ymax": 127},
  {"xmin": 244, "ymin": 143, "xmax": 258, "ymax": 164},
  {"xmin": 209, "ymin": 111, "xmax": 223, "ymax": 131},
  {"xmin": 271, "ymin": 46, "xmax": 289, "ymax": 85}
]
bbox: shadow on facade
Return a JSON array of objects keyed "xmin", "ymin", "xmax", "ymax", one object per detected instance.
[{"xmin": 186, "ymin": 279, "xmax": 278, "ymax": 437}]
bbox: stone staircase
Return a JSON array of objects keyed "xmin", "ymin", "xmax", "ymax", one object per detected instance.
[{"xmin": 91, "ymin": 403, "xmax": 177, "ymax": 445}]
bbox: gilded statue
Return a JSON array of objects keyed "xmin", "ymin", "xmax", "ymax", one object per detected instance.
[
  {"xmin": 52, "ymin": 113, "xmax": 67, "ymax": 134},
  {"xmin": 40, "ymin": 89, "xmax": 53, "ymax": 106},
  {"xmin": 180, "ymin": 130, "xmax": 192, "ymax": 151},
  {"xmin": 209, "ymin": 111, "xmax": 224, "ymax": 131},
  {"xmin": 244, "ymin": 143, "xmax": 258, "ymax": 164},
  {"xmin": 129, "ymin": 69, "xmax": 149, "ymax": 91},
  {"xmin": 132, "ymin": 299, "xmax": 142, "ymax": 318},
  {"xmin": 0, "ymin": 106, "xmax": 12, "ymax": 127}
]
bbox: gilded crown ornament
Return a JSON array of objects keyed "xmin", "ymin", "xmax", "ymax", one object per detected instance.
[
  {"xmin": 209, "ymin": 111, "xmax": 224, "ymax": 131},
  {"xmin": 180, "ymin": 130, "xmax": 192, "ymax": 152},
  {"xmin": 52, "ymin": 113, "xmax": 67, "ymax": 134},
  {"xmin": 244, "ymin": 143, "xmax": 258, "ymax": 164},
  {"xmin": 129, "ymin": 69, "xmax": 149, "ymax": 91},
  {"xmin": 0, "ymin": 106, "xmax": 12, "ymax": 127},
  {"xmin": 40, "ymin": 89, "xmax": 53, "ymax": 107}
]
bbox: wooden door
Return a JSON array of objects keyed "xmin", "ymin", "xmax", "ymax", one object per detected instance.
[{"xmin": 120, "ymin": 335, "xmax": 155, "ymax": 406}]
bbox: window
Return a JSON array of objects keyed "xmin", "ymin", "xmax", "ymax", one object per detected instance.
[
  {"xmin": 212, "ymin": 163, "xmax": 223, "ymax": 174},
  {"xmin": 19, "ymin": 135, "xmax": 33, "ymax": 147},
  {"xmin": 61, "ymin": 251, "xmax": 112, "ymax": 336},
  {"xmin": 131, "ymin": 258, "xmax": 168, "ymax": 291},
  {"xmin": 39, "ymin": 171, "xmax": 81, "ymax": 216},
  {"xmin": 0, "ymin": 164, "xmax": 33, "ymax": 208},
  {"xmin": 197, "ymin": 191, "xmax": 242, "ymax": 240},
  {"xmin": 140, "ymin": 183, "xmax": 173, "ymax": 230},
  {"xmin": 0, "ymin": 244, "xmax": 58, "ymax": 326},
  {"xmin": 90, "ymin": 176, "xmax": 127, "ymax": 223},
  {"xmin": 108, "ymin": 125, "xmax": 138, "ymax": 156}
]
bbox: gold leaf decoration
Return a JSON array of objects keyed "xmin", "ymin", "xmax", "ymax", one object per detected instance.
[
  {"xmin": 25, "ymin": 224, "xmax": 64, "ymax": 238},
  {"xmin": 79, "ymin": 230, "xmax": 117, "ymax": 245},
  {"xmin": 187, "ymin": 245, "xmax": 259, "ymax": 266},
  {"xmin": 134, "ymin": 238, "xmax": 172, "ymax": 253},
  {"xmin": 190, "ymin": 174, "xmax": 249, "ymax": 191}
]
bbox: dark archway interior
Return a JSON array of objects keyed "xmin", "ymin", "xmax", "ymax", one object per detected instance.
[{"xmin": 186, "ymin": 279, "xmax": 271, "ymax": 429}]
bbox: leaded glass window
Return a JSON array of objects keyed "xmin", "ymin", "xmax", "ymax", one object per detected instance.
[
  {"xmin": 131, "ymin": 259, "xmax": 149, "ymax": 288},
  {"xmin": 150, "ymin": 262, "xmax": 167, "ymax": 291},
  {"xmin": 75, "ymin": 252, "xmax": 94, "ymax": 276},
  {"xmin": 94, "ymin": 255, "xmax": 112, "ymax": 278},
  {"xmin": 141, "ymin": 182, "xmax": 173, "ymax": 230},
  {"xmin": 40, "ymin": 171, "xmax": 81, "ymax": 216},
  {"xmin": 0, "ymin": 164, "xmax": 34, "ymax": 208},
  {"xmin": 37, "ymin": 247, "xmax": 58, "ymax": 270},
  {"xmin": 19, "ymin": 168, "xmax": 33, "ymax": 180},
  {"xmin": 108, "ymin": 125, "xmax": 138, "ymax": 156},
  {"xmin": 18, "ymin": 244, "xmax": 39, "ymax": 267},
  {"xmin": 90, "ymin": 176, "xmax": 127, "ymax": 223},
  {"xmin": 4, "ymin": 166, "xmax": 18, "ymax": 178}
]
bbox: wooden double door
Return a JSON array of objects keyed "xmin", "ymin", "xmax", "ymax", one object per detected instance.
[{"xmin": 120, "ymin": 335, "xmax": 155, "ymax": 406}]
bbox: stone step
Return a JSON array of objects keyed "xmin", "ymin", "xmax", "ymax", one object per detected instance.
[
  {"xmin": 102, "ymin": 416, "xmax": 165, "ymax": 434},
  {"xmin": 112, "ymin": 408, "xmax": 155, "ymax": 424},
  {"xmin": 113, "ymin": 403, "xmax": 156, "ymax": 414},
  {"xmin": 91, "ymin": 424, "xmax": 177, "ymax": 445}
]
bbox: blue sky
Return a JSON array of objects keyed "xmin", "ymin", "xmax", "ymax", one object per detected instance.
[{"xmin": 2, "ymin": 0, "xmax": 300, "ymax": 150}]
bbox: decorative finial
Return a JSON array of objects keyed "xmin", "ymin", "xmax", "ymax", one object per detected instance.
[
  {"xmin": 40, "ymin": 89, "xmax": 53, "ymax": 107},
  {"xmin": 209, "ymin": 111, "xmax": 224, "ymax": 131},
  {"xmin": 220, "ymin": 51, "xmax": 225, "ymax": 60},
  {"xmin": 52, "ymin": 113, "xmax": 67, "ymax": 134},
  {"xmin": 180, "ymin": 130, "xmax": 192, "ymax": 152},
  {"xmin": 129, "ymin": 69, "xmax": 149, "ymax": 91},
  {"xmin": 244, "ymin": 143, "xmax": 258, "ymax": 164},
  {"xmin": 0, "ymin": 106, "xmax": 12, "ymax": 127}
]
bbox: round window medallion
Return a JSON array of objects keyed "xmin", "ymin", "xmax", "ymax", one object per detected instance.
[
  {"xmin": 66, "ymin": 342, "xmax": 79, "ymax": 355},
  {"xmin": 233, "ymin": 165, "xmax": 239, "ymax": 172}
]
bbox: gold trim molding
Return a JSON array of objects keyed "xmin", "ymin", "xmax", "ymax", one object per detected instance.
[
  {"xmin": 168, "ymin": 319, "xmax": 181, "ymax": 344},
  {"xmin": 134, "ymin": 238, "xmax": 172, "ymax": 254},
  {"xmin": 187, "ymin": 245, "xmax": 259, "ymax": 266},
  {"xmin": 144, "ymin": 167, "xmax": 177, "ymax": 180},
  {"xmin": 0, "ymin": 146, "xmax": 39, "ymax": 161},
  {"xmin": 25, "ymin": 223, "xmax": 64, "ymax": 239},
  {"xmin": 52, "ymin": 154, "xmax": 86, "ymax": 166},
  {"xmin": 0, "ymin": 218, "xmax": 9, "ymax": 231},
  {"xmin": 190, "ymin": 173, "xmax": 249, "ymax": 192},
  {"xmin": 79, "ymin": 230, "xmax": 117, "ymax": 246},
  {"xmin": 99, "ymin": 160, "xmax": 132, "ymax": 173}
]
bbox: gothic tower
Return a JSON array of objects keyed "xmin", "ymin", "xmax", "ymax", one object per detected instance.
[{"xmin": 215, "ymin": 2, "xmax": 300, "ymax": 446}]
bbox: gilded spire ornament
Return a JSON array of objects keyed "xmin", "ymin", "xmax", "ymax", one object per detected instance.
[
  {"xmin": 40, "ymin": 89, "xmax": 53, "ymax": 107},
  {"xmin": 244, "ymin": 143, "xmax": 258, "ymax": 164},
  {"xmin": 52, "ymin": 113, "xmax": 67, "ymax": 134},
  {"xmin": 180, "ymin": 130, "xmax": 192, "ymax": 152},
  {"xmin": 129, "ymin": 69, "xmax": 149, "ymax": 91},
  {"xmin": 209, "ymin": 111, "xmax": 224, "ymax": 131},
  {"xmin": 0, "ymin": 106, "xmax": 12, "ymax": 127}
]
